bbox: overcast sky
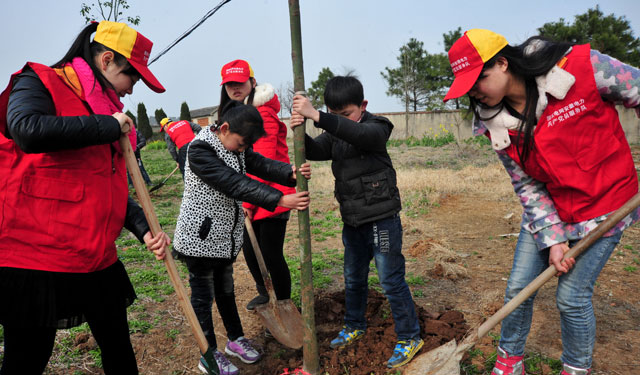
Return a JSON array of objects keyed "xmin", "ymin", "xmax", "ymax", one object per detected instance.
[{"xmin": 2, "ymin": 1, "xmax": 639, "ymax": 117}]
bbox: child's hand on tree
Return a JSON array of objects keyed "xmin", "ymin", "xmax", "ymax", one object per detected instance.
[
  {"xmin": 278, "ymin": 191, "xmax": 310, "ymax": 211},
  {"xmin": 291, "ymin": 95, "xmax": 320, "ymax": 124},
  {"xmin": 291, "ymin": 162, "xmax": 312, "ymax": 181}
]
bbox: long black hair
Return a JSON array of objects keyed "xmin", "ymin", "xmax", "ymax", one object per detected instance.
[
  {"xmin": 51, "ymin": 22, "xmax": 139, "ymax": 93},
  {"xmin": 470, "ymin": 36, "xmax": 572, "ymax": 165},
  {"xmin": 217, "ymin": 100, "xmax": 265, "ymax": 146},
  {"xmin": 217, "ymin": 78, "xmax": 256, "ymax": 124}
]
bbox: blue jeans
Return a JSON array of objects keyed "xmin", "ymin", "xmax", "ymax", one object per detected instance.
[
  {"xmin": 342, "ymin": 214, "xmax": 420, "ymax": 340},
  {"xmin": 499, "ymin": 228, "xmax": 622, "ymax": 369}
]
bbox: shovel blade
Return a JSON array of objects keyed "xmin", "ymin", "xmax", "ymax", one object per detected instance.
[
  {"xmin": 403, "ymin": 338, "xmax": 468, "ymax": 375},
  {"xmin": 255, "ymin": 299, "xmax": 304, "ymax": 349}
]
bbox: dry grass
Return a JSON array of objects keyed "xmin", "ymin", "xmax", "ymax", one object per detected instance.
[
  {"xmin": 396, "ymin": 163, "xmax": 513, "ymax": 203},
  {"xmin": 430, "ymin": 242, "xmax": 470, "ymax": 280},
  {"xmin": 307, "ymin": 144, "xmax": 513, "ymax": 223}
]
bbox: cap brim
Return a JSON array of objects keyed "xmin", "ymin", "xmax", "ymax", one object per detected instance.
[
  {"xmin": 443, "ymin": 65, "xmax": 483, "ymax": 102},
  {"xmin": 129, "ymin": 60, "xmax": 165, "ymax": 93},
  {"xmin": 220, "ymin": 74, "xmax": 251, "ymax": 86}
]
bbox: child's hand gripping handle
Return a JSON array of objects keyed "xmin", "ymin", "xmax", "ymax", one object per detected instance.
[{"xmin": 119, "ymin": 136, "xmax": 219, "ymax": 374}]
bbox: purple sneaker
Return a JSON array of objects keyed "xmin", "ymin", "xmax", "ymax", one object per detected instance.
[{"xmin": 225, "ymin": 336, "xmax": 261, "ymax": 364}]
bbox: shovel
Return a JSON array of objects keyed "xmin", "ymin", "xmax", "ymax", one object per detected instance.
[
  {"xmin": 244, "ymin": 216, "xmax": 305, "ymax": 349},
  {"xmin": 120, "ymin": 136, "xmax": 219, "ymax": 375},
  {"xmin": 404, "ymin": 192, "xmax": 640, "ymax": 375},
  {"xmin": 149, "ymin": 164, "xmax": 180, "ymax": 193}
]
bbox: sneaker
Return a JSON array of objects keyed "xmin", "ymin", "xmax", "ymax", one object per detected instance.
[
  {"xmin": 561, "ymin": 364, "xmax": 591, "ymax": 375},
  {"xmin": 246, "ymin": 294, "xmax": 269, "ymax": 311},
  {"xmin": 329, "ymin": 326, "xmax": 365, "ymax": 349},
  {"xmin": 386, "ymin": 338, "xmax": 424, "ymax": 368},
  {"xmin": 225, "ymin": 336, "xmax": 261, "ymax": 363},
  {"xmin": 198, "ymin": 351, "xmax": 237, "ymax": 375},
  {"xmin": 491, "ymin": 346, "xmax": 524, "ymax": 375}
]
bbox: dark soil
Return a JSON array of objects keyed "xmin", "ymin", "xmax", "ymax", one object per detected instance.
[{"xmin": 238, "ymin": 289, "xmax": 468, "ymax": 375}]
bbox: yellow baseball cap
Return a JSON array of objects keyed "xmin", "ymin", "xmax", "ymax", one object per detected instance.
[
  {"xmin": 443, "ymin": 29, "xmax": 508, "ymax": 102},
  {"xmin": 94, "ymin": 21, "xmax": 165, "ymax": 93}
]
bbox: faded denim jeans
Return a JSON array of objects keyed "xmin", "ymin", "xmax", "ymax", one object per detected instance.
[
  {"xmin": 499, "ymin": 228, "xmax": 622, "ymax": 369},
  {"xmin": 342, "ymin": 214, "xmax": 421, "ymax": 341}
]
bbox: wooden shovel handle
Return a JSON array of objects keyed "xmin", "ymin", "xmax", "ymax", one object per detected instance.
[
  {"xmin": 119, "ymin": 136, "xmax": 210, "ymax": 355},
  {"xmin": 478, "ymin": 192, "xmax": 640, "ymax": 338}
]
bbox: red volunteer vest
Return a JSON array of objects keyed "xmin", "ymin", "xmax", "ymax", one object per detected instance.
[
  {"xmin": 504, "ymin": 44, "xmax": 637, "ymax": 222},
  {"xmin": 165, "ymin": 120, "xmax": 196, "ymax": 149},
  {"xmin": 0, "ymin": 62, "xmax": 128, "ymax": 272}
]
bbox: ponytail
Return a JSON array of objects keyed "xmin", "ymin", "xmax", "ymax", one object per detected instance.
[{"xmin": 51, "ymin": 22, "xmax": 135, "ymax": 93}]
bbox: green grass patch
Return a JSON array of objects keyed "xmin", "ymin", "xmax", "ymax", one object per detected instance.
[
  {"xmin": 388, "ymin": 132, "xmax": 456, "ymax": 147},
  {"xmin": 145, "ymin": 140, "xmax": 167, "ymax": 150}
]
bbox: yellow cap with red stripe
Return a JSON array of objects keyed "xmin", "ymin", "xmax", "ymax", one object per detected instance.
[
  {"xmin": 94, "ymin": 21, "xmax": 165, "ymax": 93},
  {"xmin": 443, "ymin": 29, "xmax": 508, "ymax": 102}
]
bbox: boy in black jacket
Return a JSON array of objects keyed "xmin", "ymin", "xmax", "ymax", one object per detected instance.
[{"xmin": 290, "ymin": 76, "xmax": 423, "ymax": 369}]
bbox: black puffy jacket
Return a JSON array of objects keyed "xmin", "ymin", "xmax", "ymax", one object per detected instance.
[{"xmin": 304, "ymin": 110, "xmax": 401, "ymax": 227}]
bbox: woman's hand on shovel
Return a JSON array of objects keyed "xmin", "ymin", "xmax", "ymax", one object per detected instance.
[
  {"xmin": 549, "ymin": 242, "xmax": 575, "ymax": 276},
  {"xmin": 143, "ymin": 230, "xmax": 171, "ymax": 260}
]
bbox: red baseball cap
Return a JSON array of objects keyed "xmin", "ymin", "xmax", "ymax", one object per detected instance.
[
  {"xmin": 94, "ymin": 21, "xmax": 165, "ymax": 93},
  {"xmin": 220, "ymin": 59, "xmax": 254, "ymax": 85},
  {"xmin": 443, "ymin": 29, "xmax": 508, "ymax": 102}
]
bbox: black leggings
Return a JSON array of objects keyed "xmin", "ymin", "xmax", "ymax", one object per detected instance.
[
  {"xmin": 183, "ymin": 257, "xmax": 244, "ymax": 349},
  {"xmin": 242, "ymin": 218, "xmax": 291, "ymax": 300},
  {"xmin": 1, "ymin": 299, "xmax": 137, "ymax": 375}
]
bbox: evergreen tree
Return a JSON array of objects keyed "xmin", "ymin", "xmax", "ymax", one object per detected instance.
[
  {"xmin": 307, "ymin": 67, "xmax": 334, "ymax": 109},
  {"xmin": 154, "ymin": 108, "xmax": 168, "ymax": 123},
  {"xmin": 381, "ymin": 38, "xmax": 450, "ymax": 111},
  {"xmin": 538, "ymin": 6, "xmax": 640, "ymax": 66},
  {"xmin": 442, "ymin": 27, "xmax": 469, "ymax": 110},
  {"xmin": 180, "ymin": 102, "xmax": 192, "ymax": 121},
  {"xmin": 136, "ymin": 102, "xmax": 152, "ymax": 140}
]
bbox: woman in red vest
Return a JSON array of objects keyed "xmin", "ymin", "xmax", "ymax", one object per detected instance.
[
  {"xmin": 0, "ymin": 21, "xmax": 170, "ymax": 374},
  {"xmin": 444, "ymin": 29, "xmax": 640, "ymax": 375},
  {"xmin": 218, "ymin": 59, "xmax": 298, "ymax": 314}
]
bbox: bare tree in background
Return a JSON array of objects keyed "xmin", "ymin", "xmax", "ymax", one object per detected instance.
[
  {"xmin": 80, "ymin": 0, "xmax": 140, "ymax": 25},
  {"xmin": 276, "ymin": 81, "xmax": 294, "ymax": 118}
]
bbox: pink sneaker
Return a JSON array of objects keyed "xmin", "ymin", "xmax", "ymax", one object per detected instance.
[
  {"xmin": 491, "ymin": 346, "xmax": 524, "ymax": 375},
  {"xmin": 561, "ymin": 364, "xmax": 591, "ymax": 375}
]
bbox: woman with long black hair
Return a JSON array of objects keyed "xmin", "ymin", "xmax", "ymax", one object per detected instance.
[
  {"xmin": 0, "ymin": 21, "xmax": 170, "ymax": 374},
  {"xmin": 444, "ymin": 29, "xmax": 640, "ymax": 375}
]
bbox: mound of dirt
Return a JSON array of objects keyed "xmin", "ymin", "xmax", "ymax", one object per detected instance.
[{"xmin": 239, "ymin": 288, "xmax": 468, "ymax": 375}]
